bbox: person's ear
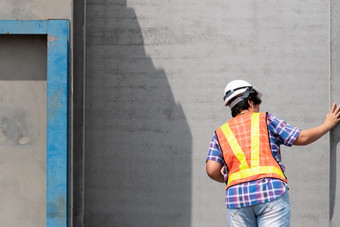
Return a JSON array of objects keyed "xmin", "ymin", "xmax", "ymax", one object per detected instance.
[{"xmin": 247, "ymin": 100, "xmax": 254, "ymax": 108}]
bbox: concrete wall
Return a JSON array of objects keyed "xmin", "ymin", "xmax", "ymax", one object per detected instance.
[
  {"xmin": 0, "ymin": 35, "xmax": 47, "ymax": 226},
  {"xmin": 0, "ymin": 0, "xmax": 337, "ymax": 226},
  {"xmin": 0, "ymin": 1, "xmax": 72, "ymax": 226},
  {"xmin": 330, "ymin": 0, "xmax": 340, "ymax": 226},
  {"xmin": 84, "ymin": 1, "xmax": 192, "ymax": 226},
  {"xmin": 0, "ymin": 0, "xmax": 71, "ymax": 20},
  {"xmin": 81, "ymin": 0, "xmax": 333, "ymax": 227}
]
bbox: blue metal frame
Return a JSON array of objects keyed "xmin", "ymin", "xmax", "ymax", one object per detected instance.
[{"xmin": 0, "ymin": 20, "xmax": 69, "ymax": 227}]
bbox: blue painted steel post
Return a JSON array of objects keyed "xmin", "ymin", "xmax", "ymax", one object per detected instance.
[{"xmin": 47, "ymin": 20, "xmax": 70, "ymax": 227}]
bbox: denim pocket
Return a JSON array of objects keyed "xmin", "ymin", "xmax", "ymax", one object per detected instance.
[
  {"xmin": 227, "ymin": 208, "xmax": 239, "ymax": 218},
  {"xmin": 265, "ymin": 191, "xmax": 291, "ymax": 212}
]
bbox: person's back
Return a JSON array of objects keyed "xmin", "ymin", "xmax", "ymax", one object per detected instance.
[{"xmin": 206, "ymin": 80, "xmax": 340, "ymax": 227}]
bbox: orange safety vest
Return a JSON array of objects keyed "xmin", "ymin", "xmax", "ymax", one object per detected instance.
[{"xmin": 215, "ymin": 112, "xmax": 287, "ymax": 190}]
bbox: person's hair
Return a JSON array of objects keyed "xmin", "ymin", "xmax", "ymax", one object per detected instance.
[{"xmin": 230, "ymin": 93, "xmax": 262, "ymax": 117}]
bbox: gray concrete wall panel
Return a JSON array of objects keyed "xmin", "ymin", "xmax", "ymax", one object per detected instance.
[
  {"xmin": 330, "ymin": 0, "xmax": 340, "ymax": 226},
  {"xmin": 84, "ymin": 1, "xmax": 192, "ymax": 226},
  {"xmin": 0, "ymin": 0, "xmax": 71, "ymax": 20},
  {"xmin": 0, "ymin": 35, "xmax": 47, "ymax": 226},
  {"xmin": 72, "ymin": 0, "xmax": 86, "ymax": 225},
  {"xmin": 82, "ymin": 0, "xmax": 331, "ymax": 227},
  {"xmin": 0, "ymin": 0, "xmax": 330, "ymax": 226},
  {"xmin": 0, "ymin": 81, "xmax": 46, "ymax": 227},
  {"xmin": 128, "ymin": 1, "xmax": 329, "ymax": 226},
  {"xmin": 0, "ymin": 35, "xmax": 47, "ymax": 80}
]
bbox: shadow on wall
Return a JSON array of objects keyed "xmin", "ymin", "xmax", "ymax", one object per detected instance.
[
  {"xmin": 330, "ymin": 125, "xmax": 340, "ymax": 222},
  {"xmin": 84, "ymin": 1, "xmax": 192, "ymax": 226}
]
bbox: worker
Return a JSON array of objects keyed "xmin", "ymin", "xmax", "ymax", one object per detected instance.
[{"xmin": 206, "ymin": 80, "xmax": 340, "ymax": 227}]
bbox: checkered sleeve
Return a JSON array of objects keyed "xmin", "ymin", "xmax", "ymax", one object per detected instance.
[
  {"xmin": 206, "ymin": 133, "xmax": 225, "ymax": 166},
  {"xmin": 267, "ymin": 113, "xmax": 301, "ymax": 147}
]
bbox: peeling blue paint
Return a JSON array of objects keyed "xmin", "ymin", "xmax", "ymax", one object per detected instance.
[
  {"xmin": 0, "ymin": 20, "xmax": 69, "ymax": 227},
  {"xmin": 47, "ymin": 20, "xmax": 69, "ymax": 227}
]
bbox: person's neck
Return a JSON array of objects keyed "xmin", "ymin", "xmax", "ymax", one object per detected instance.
[{"xmin": 237, "ymin": 110, "xmax": 250, "ymax": 116}]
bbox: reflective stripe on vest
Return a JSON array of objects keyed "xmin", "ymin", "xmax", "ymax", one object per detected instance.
[{"xmin": 216, "ymin": 112, "xmax": 287, "ymax": 189}]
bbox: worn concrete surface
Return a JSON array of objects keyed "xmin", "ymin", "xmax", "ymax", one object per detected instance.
[
  {"xmin": 84, "ymin": 1, "xmax": 192, "ymax": 226},
  {"xmin": 0, "ymin": 35, "xmax": 47, "ymax": 80},
  {"xmin": 0, "ymin": 81, "xmax": 46, "ymax": 227},
  {"xmin": 72, "ymin": 0, "xmax": 86, "ymax": 225},
  {"xmin": 0, "ymin": 35, "xmax": 47, "ymax": 227},
  {"xmin": 330, "ymin": 0, "xmax": 340, "ymax": 226},
  {"xmin": 0, "ymin": 35, "xmax": 47, "ymax": 226},
  {"xmin": 0, "ymin": 1, "xmax": 72, "ymax": 226},
  {"xmin": 81, "ymin": 0, "xmax": 331, "ymax": 227},
  {"xmin": 0, "ymin": 0, "xmax": 71, "ymax": 20},
  {"xmin": 0, "ymin": 0, "xmax": 335, "ymax": 226}
]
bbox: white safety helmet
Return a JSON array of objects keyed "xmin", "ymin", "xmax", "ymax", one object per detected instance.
[{"xmin": 223, "ymin": 80, "xmax": 262, "ymax": 109}]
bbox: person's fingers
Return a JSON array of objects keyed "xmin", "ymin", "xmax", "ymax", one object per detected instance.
[
  {"xmin": 331, "ymin": 103, "xmax": 337, "ymax": 113},
  {"xmin": 335, "ymin": 103, "xmax": 340, "ymax": 114}
]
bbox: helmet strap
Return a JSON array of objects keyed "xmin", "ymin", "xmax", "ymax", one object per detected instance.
[{"xmin": 228, "ymin": 88, "xmax": 257, "ymax": 109}]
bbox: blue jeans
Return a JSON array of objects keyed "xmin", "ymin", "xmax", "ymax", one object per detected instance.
[{"xmin": 227, "ymin": 191, "xmax": 290, "ymax": 227}]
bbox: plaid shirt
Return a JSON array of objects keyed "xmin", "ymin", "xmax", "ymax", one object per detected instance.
[{"xmin": 207, "ymin": 113, "xmax": 301, "ymax": 209}]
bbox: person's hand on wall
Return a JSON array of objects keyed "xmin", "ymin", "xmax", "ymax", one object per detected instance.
[
  {"xmin": 294, "ymin": 103, "xmax": 340, "ymax": 146},
  {"xmin": 323, "ymin": 103, "xmax": 340, "ymax": 130}
]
